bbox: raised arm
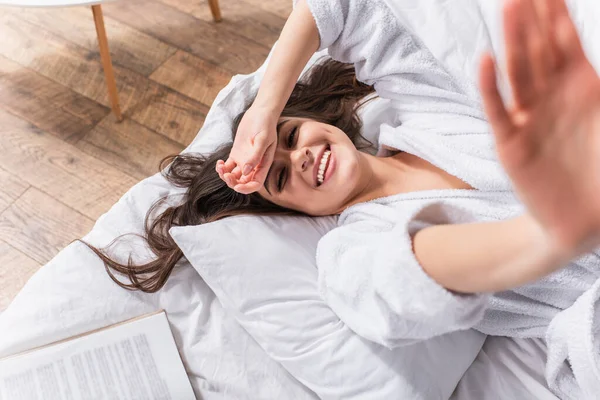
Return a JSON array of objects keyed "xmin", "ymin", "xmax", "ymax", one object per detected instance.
[
  {"xmin": 414, "ymin": 214, "xmax": 562, "ymax": 293},
  {"xmin": 217, "ymin": 0, "xmax": 319, "ymax": 194},
  {"xmin": 416, "ymin": 0, "xmax": 600, "ymax": 294},
  {"xmin": 251, "ymin": 0, "xmax": 319, "ymax": 118}
]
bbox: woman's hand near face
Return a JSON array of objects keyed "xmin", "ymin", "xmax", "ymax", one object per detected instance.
[
  {"xmin": 217, "ymin": 0, "xmax": 319, "ymax": 194},
  {"xmin": 217, "ymin": 106, "xmax": 279, "ymax": 194},
  {"xmin": 480, "ymin": 0, "xmax": 600, "ymax": 257}
]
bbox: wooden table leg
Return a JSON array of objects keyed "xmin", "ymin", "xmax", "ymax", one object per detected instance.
[
  {"xmin": 91, "ymin": 5, "xmax": 123, "ymax": 122},
  {"xmin": 208, "ymin": 0, "xmax": 222, "ymax": 22}
]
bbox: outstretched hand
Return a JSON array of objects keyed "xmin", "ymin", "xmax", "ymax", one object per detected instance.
[{"xmin": 480, "ymin": 0, "xmax": 600, "ymax": 255}]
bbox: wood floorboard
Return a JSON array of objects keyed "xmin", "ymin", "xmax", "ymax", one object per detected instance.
[
  {"xmin": 159, "ymin": 0, "xmax": 286, "ymax": 49},
  {"xmin": 75, "ymin": 114, "xmax": 185, "ymax": 181},
  {"xmin": 4, "ymin": 6, "xmax": 178, "ymax": 77},
  {"xmin": 0, "ymin": 166, "xmax": 30, "ymax": 215},
  {"xmin": 0, "ymin": 13, "xmax": 208, "ymax": 145},
  {"xmin": 0, "ymin": 240, "xmax": 41, "ymax": 312},
  {"xmin": 0, "ymin": 55, "xmax": 110, "ymax": 143},
  {"xmin": 0, "ymin": 13, "xmax": 146, "ymax": 112},
  {"xmin": 243, "ymin": 0, "xmax": 293, "ymax": 20},
  {"xmin": 0, "ymin": 187, "xmax": 95, "ymax": 265},
  {"xmin": 103, "ymin": 0, "xmax": 271, "ymax": 74},
  {"xmin": 125, "ymin": 85, "xmax": 209, "ymax": 146},
  {"xmin": 0, "ymin": 109, "xmax": 138, "ymax": 221},
  {"xmin": 150, "ymin": 50, "xmax": 232, "ymax": 107}
]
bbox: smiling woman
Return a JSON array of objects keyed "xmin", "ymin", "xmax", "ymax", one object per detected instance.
[
  {"xmin": 81, "ymin": 57, "xmax": 376, "ymax": 292},
  {"xmin": 241, "ymin": 58, "xmax": 381, "ymax": 216}
]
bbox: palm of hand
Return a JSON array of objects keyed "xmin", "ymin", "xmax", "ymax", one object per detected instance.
[
  {"xmin": 480, "ymin": 0, "xmax": 600, "ymax": 254},
  {"xmin": 498, "ymin": 60, "xmax": 600, "ymax": 252}
]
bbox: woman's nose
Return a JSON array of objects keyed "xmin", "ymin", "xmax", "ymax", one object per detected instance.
[{"xmin": 292, "ymin": 147, "xmax": 312, "ymax": 172}]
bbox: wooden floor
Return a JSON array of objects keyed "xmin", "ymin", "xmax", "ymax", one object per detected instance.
[{"xmin": 0, "ymin": 0, "xmax": 291, "ymax": 311}]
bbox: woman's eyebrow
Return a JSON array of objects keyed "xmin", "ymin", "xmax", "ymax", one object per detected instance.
[{"xmin": 264, "ymin": 120, "xmax": 288, "ymax": 195}]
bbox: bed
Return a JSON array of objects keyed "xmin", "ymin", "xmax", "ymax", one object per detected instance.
[{"xmin": 1, "ymin": 0, "xmax": 599, "ymax": 398}]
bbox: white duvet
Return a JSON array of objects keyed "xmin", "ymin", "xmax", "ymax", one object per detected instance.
[{"xmin": 1, "ymin": 1, "xmax": 599, "ymax": 398}]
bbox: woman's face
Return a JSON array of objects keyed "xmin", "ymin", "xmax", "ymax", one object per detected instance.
[{"xmin": 258, "ymin": 117, "xmax": 368, "ymax": 216}]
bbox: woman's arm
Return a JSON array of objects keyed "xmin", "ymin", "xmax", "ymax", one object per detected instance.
[
  {"xmin": 217, "ymin": 0, "xmax": 319, "ymax": 192},
  {"xmin": 443, "ymin": 0, "xmax": 600, "ymax": 292},
  {"xmin": 425, "ymin": 0, "xmax": 600, "ymax": 295},
  {"xmin": 413, "ymin": 214, "xmax": 565, "ymax": 294},
  {"xmin": 252, "ymin": 0, "xmax": 319, "ymax": 116}
]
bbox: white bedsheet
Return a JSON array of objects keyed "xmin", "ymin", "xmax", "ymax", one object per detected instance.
[
  {"xmin": 453, "ymin": 336, "xmax": 558, "ymax": 400},
  {"xmin": 2, "ymin": 0, "xmax": 599, "ymax": 398}
]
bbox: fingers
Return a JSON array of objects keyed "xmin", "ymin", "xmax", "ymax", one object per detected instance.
[
  {"xmin": 238, "ymin": 174, "xmax": 253, "ymax": 185},
  {"xmin": 216, "ymin": 160, "xmax": 226, "ymax": 182},
  {"xmin": 222, "ymin": 166, "xmax": 243, "ymax": 189},
  {"xmin": 549, "ymin": 0, "xmax": 571, "ymax": 24},
  {"xmin": 539, "ymin": 0, "xmax": 585, "ymax": 68},
  {"xmin": 504, "ymin": 0, "xmax": 532, "ymax": 108},
  {"xmin": 216, "ymin": 159, "xmax": 237, "ymax": 187},
  {"xmin": 223, "ymin": 172, "xmax": 236, "ymax": 187},
  {"xmin": 480, "ymin": 53, "xmax": 514, "ymax": 141},
  {"xmin": 532, "ymin": 0, "xmax": 560, "ymax": 70},
  {"xmin": 216, "ymin": 148, "xmax": 271, "ymax": 194},
  {"xmin": 528, "ymin": 0, "xmax": 553, "ymax": 91},
  {"xmin": 250, "ymin": 143, "xmax": 275, "ymax": 188},
  {"xmin": 242, "ymin": 131, "xmax": 272, "ymax": 176},
  {"xmin": 231, "ymin": 141, "xmax": 276, "ymax": 193},
  {"xmin": 504, "ymin": 0, "xmax": 554, "ymax": 108},
  {"xmin": 552, "ymin": 0, "xmax": 585, "ymax": 62},
  {"xmin": 503, "ymin": 0, "xmax": 581, "ymax": 109},
  {"xmin": 233, "ymin": 181, "xmax": 262, "ymax": 195},
  {"xmin": 216, "ymin": 150, "xmax": 270, "ymax": 194},
  {"xmin": 220, "ymin": 158, "xmax": 236, "ymax": 175}
]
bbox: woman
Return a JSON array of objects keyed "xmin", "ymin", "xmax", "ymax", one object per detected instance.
[
  {"xmin": 84, "ymin": 57, "xmax": 379, "ymax": 292},
  {"xmin": 220, "ymin": 0, "xmax": 600, "ymax": 295},
  {"xmin": 220, "ymin": 0, "xmax": 600, "ymax": 395},
  {"xmin": 85, "ymin": 0, "xmax": 600, "ymax": 395}
]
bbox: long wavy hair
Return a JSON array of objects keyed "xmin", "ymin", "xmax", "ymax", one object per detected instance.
[{"xmin": 81, "ymin": 58, "xmax": 376, "ymax": 293}]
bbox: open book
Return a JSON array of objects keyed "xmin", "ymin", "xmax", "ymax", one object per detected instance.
[{"xmin": 0, "ymin": 310, "xmax": 196, "ymax": 400}]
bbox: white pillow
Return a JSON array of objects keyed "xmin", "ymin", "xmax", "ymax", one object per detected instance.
[{"xmin": 170, "ymin": 216, "xmax": 485, "ymax": 400}]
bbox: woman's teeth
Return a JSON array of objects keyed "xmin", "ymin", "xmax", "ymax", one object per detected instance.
[{"xmin": 317, "ymin": 150, "xmax": 331, "ymax": 185}]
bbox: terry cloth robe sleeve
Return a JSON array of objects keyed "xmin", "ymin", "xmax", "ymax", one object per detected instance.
[
  {"xmin": 316, "ymin": 199, "xmax": 489, "ymax": 348},
  {"xmin": 305, "ymin": 0, "xmax": 487, "ymax": 119}
]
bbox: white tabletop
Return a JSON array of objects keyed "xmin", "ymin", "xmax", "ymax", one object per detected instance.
[{"xmin": 0, "ymin": 0, "xmax": 114, "ymax": 6}]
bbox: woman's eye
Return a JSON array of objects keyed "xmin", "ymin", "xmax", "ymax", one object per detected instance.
[
  {"xmin": 277, "ymin": 168, "xmax": 286, "ymax": 192},
  {"xmin": 287, "ymin": 127, "xmax": 297, "ymax": 148}
]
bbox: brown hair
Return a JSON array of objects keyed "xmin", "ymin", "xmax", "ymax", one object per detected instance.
[{"xmin": 80, "ymin": 58, "xmax": 376, "ymax": 293}]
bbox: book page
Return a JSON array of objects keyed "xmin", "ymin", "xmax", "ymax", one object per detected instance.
[{"xmin": 0, "ymin": 312, "xmax": 195, "ymax": 400}]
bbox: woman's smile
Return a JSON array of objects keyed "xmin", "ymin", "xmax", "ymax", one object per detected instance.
[
  {"xmin": 316, "ymin": 144, "xmax": 332, "ymax": 186},
  {"xmin": 318, "ymin": 145, "xmax": 335, "ymax": 187}
]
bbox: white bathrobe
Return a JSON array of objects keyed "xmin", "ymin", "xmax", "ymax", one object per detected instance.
[{"xmin": 306, "ymin": 0, "xmax": 600, "ymax": 398}]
